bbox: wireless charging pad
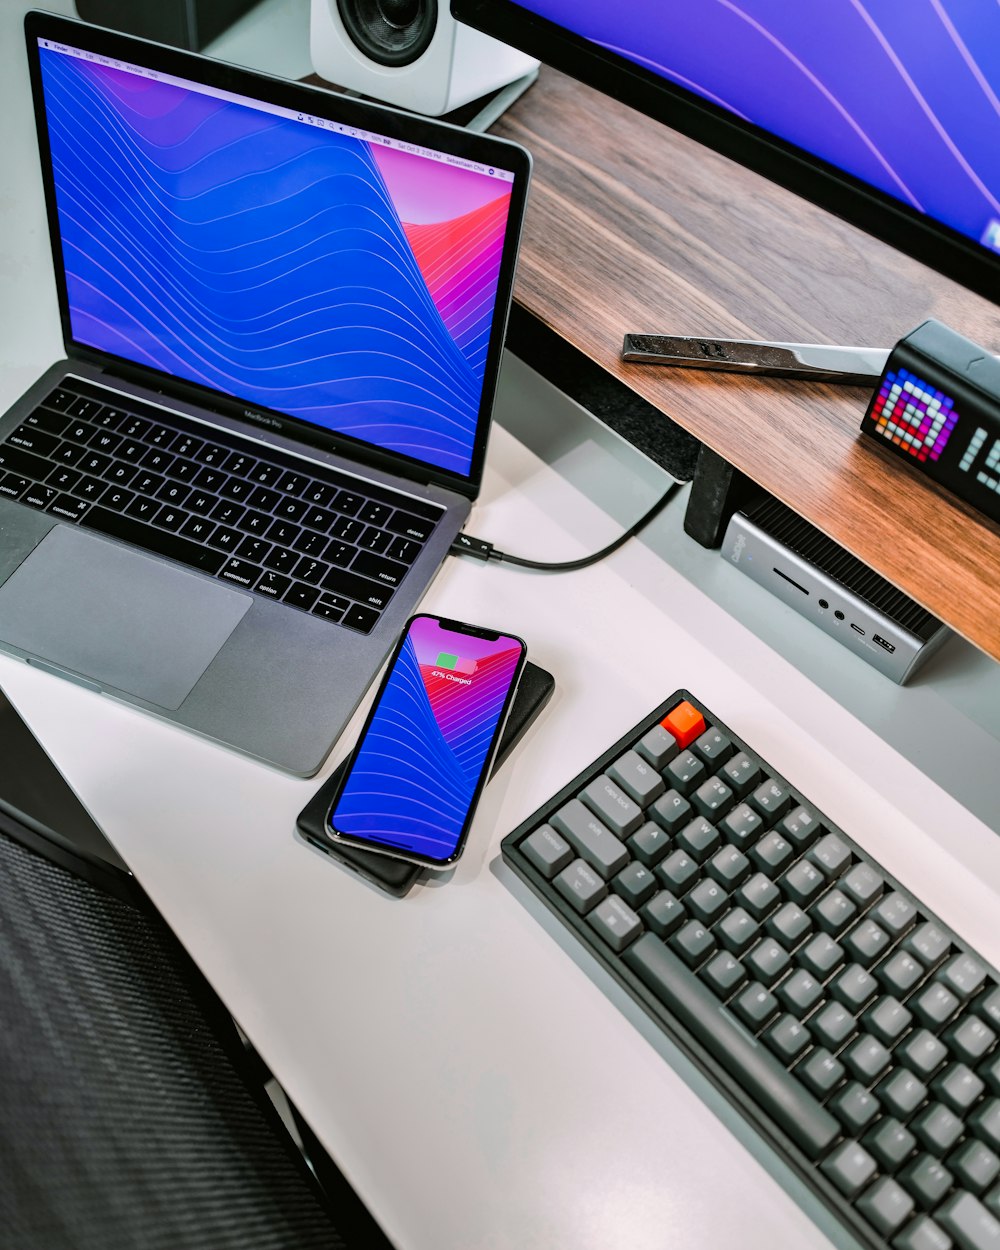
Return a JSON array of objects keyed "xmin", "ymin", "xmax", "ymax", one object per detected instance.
[{"xmin": 297, "ymin": 661, "xmax": 555, "ymax": 896}]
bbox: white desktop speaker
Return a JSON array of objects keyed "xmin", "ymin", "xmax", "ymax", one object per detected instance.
[{"xmin": 309, "ymin": 0, "xmax": 538, "ymax": 116}]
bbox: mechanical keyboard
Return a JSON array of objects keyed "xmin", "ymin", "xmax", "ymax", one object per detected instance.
[
  {"xmin": 0, "ymin": 379, "xmax": 441, "ymax": 635},
  {"xmin": 503, "ymin": 690, "xmax": 1000, "ymax": 1250}
]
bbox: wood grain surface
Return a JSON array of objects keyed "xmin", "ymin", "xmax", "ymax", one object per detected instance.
[{"xmin": 492, "ymin": 68, "xmax": 1000, "ymax": 662}]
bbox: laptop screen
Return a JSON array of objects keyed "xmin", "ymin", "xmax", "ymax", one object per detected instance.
[{"xmin": 33, "ymin": 35, "xmax": 521, "ymax": 481}]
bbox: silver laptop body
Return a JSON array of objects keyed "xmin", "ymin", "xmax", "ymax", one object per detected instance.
[{"xmin": 0, "ymin": 12, "xmax": 530, "ymax": 775}]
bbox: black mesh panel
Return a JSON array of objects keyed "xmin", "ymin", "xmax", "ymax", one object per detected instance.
[{"xmin": 0, "ymin": 828, "xmax": 351, "ymax": 1249}]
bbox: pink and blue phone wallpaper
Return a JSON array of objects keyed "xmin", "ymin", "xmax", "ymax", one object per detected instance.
[
  {"xmin": 38, "ymin": 44, "xmax": 514, "ymax": 476},
  {"xmin": 331, "ymin": 617, "xmax": 523, "ymax": 862}
]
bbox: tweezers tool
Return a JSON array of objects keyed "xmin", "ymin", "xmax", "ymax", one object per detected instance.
[{"xmin": 621, "ymin": 334, "xmax": 890, "ymax": 385}]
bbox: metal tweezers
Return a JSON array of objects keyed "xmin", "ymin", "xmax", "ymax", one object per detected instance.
[{"xmin": 621, "ymin": 333, "xmax": 891, "ymax": 385}]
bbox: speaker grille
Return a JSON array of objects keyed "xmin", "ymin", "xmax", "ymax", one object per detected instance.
[{"xmin": 338, "ymin": 0, "xmax": 438, "ymax": 67}]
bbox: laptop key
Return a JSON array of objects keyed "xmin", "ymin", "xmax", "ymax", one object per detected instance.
[
  {"xmin": 221, "ymin": 477, "xmax": 253, "ymax": 501},
  {"xmin": 172, "ymin": 434, "xmax": 203, "ymax": 459},
  {"xmin": 267, "ymin": 518, "xmax": 300, "ymax": 545},
  {"xmin": 185, "ymin": 490, "xmax": 215, "ymax": 513},
  {"xmin": 325, "ymin": 541, "xmax": 354, "ymax": 567},
  {"xmin": 242, "ymin": 510, "xmax": 270, "ymax": 535},
  {"xmin": 102, "ymin": 487, "xmax": 134, "ymax": 512},
  {"xmin": 302, "ymin": 506, "xmax": 336, "ymax": 532},
  {"xmin": 219, "ymin": 558, "xmax": 261, "ymax": 589},
  {"xmin": 333, "ymin": 490, "xmax": 364, "ymax": 515},
  {"xmin": 81, "ymin": 507, "xmax": 226, "ymax": 575},
  {"xmin": 0, "ymin": 443, "xmax": 49, "ymax": 478},
  {"xmin": 0, "ymin": 474, "xmax": 30, "ymax": 499},
  {"xmin": 330, "ymin": 517, "xmax": 364, "ymax": 543},
  {"xmin": 67, "ymin": 397, "xmax": 102, "ymax": 421},
  {"xmin": 263, "ymin": 547, "xmax": 299, "ymax": 574},
  {"xmin": 197, "ymin": 444, "xmax": 229, "ymax": 467},
  {"xmin": 195, "ymin": 467, "xmax": 226, "ymax": 492},
  {"xmin": 387, "ymin": 536, "xmax": 419, "ymax": 564},
  {"xmin": 256, "ymin": 571, "xmax": 291, "ymax": 600},
  {"xmin": 352, "ymin": 550, "xmax": 407, "ymax": 587},
  {"xmin": 154, "ymin": 506, "xmax": 185, "ymax": 531},
  {"xmin": 46, "ymin": 467, "xmax": 80, "ymax": 491},
  {"xmin": 105, "ymin": 463, "xmax": 138, "ymax": 487},
  {"xmin": 296, "ymin": 558, "xmax": 328, "ymax": 585},
  {"xmin": 50, "ymin": 436, "xmax": 86, "ymax": 464},
  {"xmin": 387, "ymin": 510, "xmax": 433, "ymax": 542},
  {"xmin": 284, "ymin": 583, "xmax": 320, "ymax": 611},
  {"xmin": 303, "ymin": 482, "xmax": 337, "ymax": 508},
  {"xmin": 212, "ymin": 500, "xmax": 244, "ymax": 526},
  {"xmin": 237, "ymin": 537, "xmax": 270, "ymax": 563},
  {"xmin": 72, "ymin": 475, "xmax": 109, "ymax": 501},
  {"xmin": 276, "ymin": 471, "xmax": 309, "ymax": 496},
  {"xmin": 274, "ymin": 498, "xmax": 309, "ymax": 524},
  {"xmin": 142, "ymin": 448, "xmax": 174, "ymax": 473},
  {"xmin": 321, "ymin": 567, "xmax": 395, "ymax": 611},
  {"xmin": 207, "ymin": 526, "xmax": 241, "ymax": 551},
  {"xmin": 8, "ymin": 426, "xmax": 60, "ymax": 457},
  {"xmin": 43, "ymin": 387, "xmax": 74, "ymax": 411},
  {"xmin": 223, "ymin": 451, "xmax": 255, "ymax": 477},
  {"xmin": 342, "ymin": 603, "xmax": 379, "ymax": 633},
  {"xmin": 157, "ymin": 480, "xmax": 189, "ymax": 505},
  {"xmin": 360, "ymin": 526, "xmax": 392, "ymax": 553},
  {"xmin": 118, "ymin": 416, "xmax": 149, "ymax": 440},
  {"xmin": 48, "ymin": 493, "xmax": 89, "ymax": 521},
  {"xmin": 171, "ymin": 458, "xmax": 201, "ymax": 482},
  {"xmin": 90, "ymin": 430, "xmax": 121, "ymax": 455},
  {"xmin": 358, "ymin": 500, "xmax": 393, "ymax": 526},
  {"xmin": 293, "ymin": 529, "xmax": 328, "ymax": 556},
  {"xmin": 249, "ymin": 463, "xmax": 281, "ymax": 487},
  {"xmin": 248, "ymin": 486, "xmax": 280, "ymax": 511},
  {"xmin": 25, "ymin": 407, "xmax": 68, "ymax": 434},
  {"xmin": 118, "ymin": 438, "xmax": 148, "ymax": 462},
  {"xmin": 125, "ymin": 496, "xmax": 160, "ymax": 523},
  {"xmin": 180, "ymin": 516, "xmax": 215, "ymax": 542},
  {"xmin": 311, "ymin": 597, "xmax": 347, "ymax": 622}
]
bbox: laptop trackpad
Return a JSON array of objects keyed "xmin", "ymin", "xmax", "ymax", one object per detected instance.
[{"xmin": 0, "ymin": 526, "xmax": 251, "ymax": 710}]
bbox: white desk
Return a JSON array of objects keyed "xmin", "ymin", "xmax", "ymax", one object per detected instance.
[{"xmin": 3, "ymin": 6, "xmax": 1000, "ymax": 1249}]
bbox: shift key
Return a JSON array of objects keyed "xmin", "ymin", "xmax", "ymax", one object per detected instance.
[{"xmin": 550, "ymin": 799, "xmax": 629, "ymax": 879}]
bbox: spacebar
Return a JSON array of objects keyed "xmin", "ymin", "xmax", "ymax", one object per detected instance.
[
  {"xmin": 622, "ymin": 933, "xmax": 840, "ymax": 1158},
  {"xmin": 80, "ymin": 508, "xmax": 227, "ymax": 576}
]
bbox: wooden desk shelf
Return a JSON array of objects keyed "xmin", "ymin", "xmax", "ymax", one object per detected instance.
[{"xmin": 493, "ymin": 68, "xmax": 1000, "ymax": 662}]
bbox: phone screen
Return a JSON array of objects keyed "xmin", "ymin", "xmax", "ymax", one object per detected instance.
[{"xmin": 329, "ymin": 615, "xmax": 526, "ymax": 867}]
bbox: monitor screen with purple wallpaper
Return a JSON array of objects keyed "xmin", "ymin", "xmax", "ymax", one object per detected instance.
[{"xmin": 453, "ymin": 0, "xmax": 1000, "ymax": 300}]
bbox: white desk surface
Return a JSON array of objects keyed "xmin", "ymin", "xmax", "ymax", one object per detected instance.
[{"xmin": 3, "ymin": 6, "xmax": 1000, "ymax": 1249}]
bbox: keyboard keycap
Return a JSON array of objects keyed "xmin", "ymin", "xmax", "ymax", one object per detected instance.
[{"xmin": 623, "ymin": 933, "xmax": 839, "ymax": 1156}]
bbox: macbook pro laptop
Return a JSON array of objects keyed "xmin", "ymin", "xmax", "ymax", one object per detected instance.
[{"xmin": 0, "ymin": 11, "xmax": 530, "ymax": 775}]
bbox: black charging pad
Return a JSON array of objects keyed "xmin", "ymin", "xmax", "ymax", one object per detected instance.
[{"xmin": 297, "ymin": 661, "xmax": 555, "ymax": 897}]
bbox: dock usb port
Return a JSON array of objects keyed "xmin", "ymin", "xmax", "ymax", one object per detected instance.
[
  {"xmin": 850, "ymin": 623, "xmax": 865, "ymax": 636},
  {"xmin": 872, "ymin": 633, "xmax": 896, "ymax": 653}
]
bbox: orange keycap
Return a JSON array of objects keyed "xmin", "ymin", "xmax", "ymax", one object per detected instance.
[{"xmin": 661, "ymin": 700, "xmax": 706, "ymax": 749}]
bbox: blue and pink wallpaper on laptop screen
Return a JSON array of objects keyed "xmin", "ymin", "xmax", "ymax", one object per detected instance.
[
  {"xmin": 38, "ymin": 45, "xmax": 514, "ymax": 477},
  {"xmin": 519, "ymin": 0, "xmax": 1000, "ymax": 253},
  {"xmin": 331, "ymin": 617, "xmax": 523, "ymax": 861}
]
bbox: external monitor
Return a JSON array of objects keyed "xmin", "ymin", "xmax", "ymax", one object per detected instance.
[{"xmin": 452, "ymin": 1, "xmax": 1000, "ymax": 302}]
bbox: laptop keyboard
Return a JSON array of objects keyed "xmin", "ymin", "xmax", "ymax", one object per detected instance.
[
  {"xmin": 504, "ymin": 690, "xmax": 1000, "ymax": 1250},
  {"xmin": 0, "ymin": 379, "xmax": 443, "ymax": 635}
]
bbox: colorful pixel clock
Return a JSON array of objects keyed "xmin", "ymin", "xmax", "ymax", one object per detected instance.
[{"xmin": 860, "ymin": 319, "xmax": 1000, "ymax": 526}]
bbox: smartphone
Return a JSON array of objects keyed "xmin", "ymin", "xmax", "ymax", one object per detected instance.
[{"xmin": 326, "ymin": 614, "xmax": 527, "ymax": 870}]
